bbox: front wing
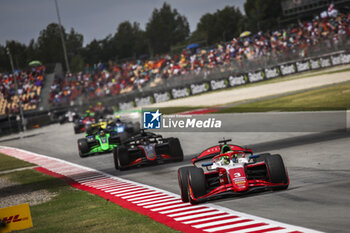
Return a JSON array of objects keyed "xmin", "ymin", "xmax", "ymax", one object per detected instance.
[
  {"xmin": 189, "ymin": 178, "xmax": 288, "ymax": 203},
  {"xmin": 81, "ymin": 144, "xmax": 119, "ymax": 156}
]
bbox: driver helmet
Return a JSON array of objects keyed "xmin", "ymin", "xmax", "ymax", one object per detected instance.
[
  {"xmin": 232, "ymin": 153, "xmax": 238, "ymax": 162},
  {"xmin": 220, "ymin": 156, "xmax": 230, "ymax": 165},
  {"xmin": 115, "ymin": 115, "xmax": 121, "ymax": 123},
  {"xmin": 100, "ymin": 130, "xmax": 105, "ymax": 137}
]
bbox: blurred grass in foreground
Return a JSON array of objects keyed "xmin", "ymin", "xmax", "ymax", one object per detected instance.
[{"xmin": 0, "ymin": 153, "xmax": 178, "ymax": 233}]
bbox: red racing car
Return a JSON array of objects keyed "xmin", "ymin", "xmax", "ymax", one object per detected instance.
[{"xmin": 178, "ymin": 139, "xmax": 289, "ymax": 204}]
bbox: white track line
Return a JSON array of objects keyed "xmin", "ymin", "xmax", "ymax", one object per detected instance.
[
  {"xmin": 143, "ymin": 200, "xmax": 183, "ymax": 208},
  {"xmin": 136, "ymin": 197, "xmax": 178, "ymax": 206},
  {"xmin": 182, "ymin": 214, "xmax": 236, "ymax": 224},
  {"xmin": 168, "ymin": 208, "xmax": 216, "ymax": 217},
  {"xmin": 174, "ymin": 211, "xmax": 225, "ymax": 221},
  {"xmin": 160, "ymin": 205, "xmax": 206, "ymax": 214},
  {"xmin": 192, "ymin": 217, "xmax": 247, "ymax": 228},
  {"xmin": 151, "ymin": 203, "xmax": 191, "ymax": 212},
  {"xmin": 133, "ymin": 196, "xmax": 175, "ymax": 204},
  {"xmin": 203, "ymin": 221, "xmax": 260, "ymax": 232},
  {"xmin": 110, "ymin": 187, "xmax": 146, "ymax": 195},
  {"xmin": 231, "ymin": 226, "xmax": 285, "ymax": 233},
  {"xmin": 127, "ymin": 194, "xmax": 169, "ymax": 202}
]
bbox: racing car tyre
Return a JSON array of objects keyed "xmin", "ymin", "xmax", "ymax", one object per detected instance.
[
  {"xmin": 254, "ymin": 153, "xmax": 271, "ymax": 162},
  {"xmin": 74, "ymin": 125, "xmax": 80, "ymax": 134},
  {"xmin": 114, "ymin": 145, "xmax": 129, "ymax": 170},
  {"xmin": 85, "ymin": 124, "xmax": 93, "ymax": 134},
  {"xmin": 117, "ymin": 132, "xmax": 128, "ymax": 143},
  {"xmin": 178, "ymin": 166, "xmax": 193, "ymax": 202},
  {"xmin": 167, "ymin": 137, "xmax": 184, "ymax": 161},
  {"xmin": 264, "ymin": 154, "xmax": 289, "ymax": 190},
  {"xmin": 58, "ymin": 115, "xmax": 65, "ymax": 124},
  {"xmin": 188, "ymin": 167, "xmax": 206, "ymax": 205},
  {"xmin": 78, "ymin": 138, "xmax": 89, "ymax": 157}
]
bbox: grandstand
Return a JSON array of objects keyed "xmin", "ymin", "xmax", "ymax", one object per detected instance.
[
  {"xmin": 48, "ymin": 11, "xmax": 350, "ymax": 107},
  {"xmin": 1, "ymin": 7, "xmax": 350, "ymax": 112},
  {"xmin": 0, "ymin": 68, "xmax": 45, "ymax": 115}
]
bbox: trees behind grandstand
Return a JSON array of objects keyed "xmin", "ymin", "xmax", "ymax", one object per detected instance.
[
  {"xmin": 191, "ymin": 6, "xmax": 244, "ymax": 45},
  {"xmin": 146, "ymin": 3, "xmax": 190, "ymax": 55},
  {"xmin": 82, "ymin": 21, "xmax": 148, "ymax": 65},
  {"xmin": 37, "ymin": 23, "xmax": 84, "ymax": 72},
  {"xmin": 0, "ymin": 23, "xmax": 85, "ymax": 73},
  {"xmin": 0, "ymin": 1, "xmax": 284, "ymax": 72},
  {"xmin": 244, "ymin": 0, "xmax": 282, "ymax": 33},
  {"xmin": 82, "ymin": 3, "xmax": 189, "ymax": 63}
]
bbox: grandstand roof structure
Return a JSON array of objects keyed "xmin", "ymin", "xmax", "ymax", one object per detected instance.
[{"xmin": 281, "ymin": 0, "xmax": 350, "ymax": 23}]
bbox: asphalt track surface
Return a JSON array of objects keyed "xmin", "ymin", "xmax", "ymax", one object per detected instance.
[{"xmin": 1, "ymin": 115, "xmax": 349, "ymax": 233}]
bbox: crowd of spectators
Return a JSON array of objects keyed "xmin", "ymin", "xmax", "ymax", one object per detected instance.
[
  {"xmin": 48, "ymin": 10, "xmax": 350, "ymax": 106},
  {"xmin": 0, "ymin": 66, "xmax": 45, "ymax": 115}
]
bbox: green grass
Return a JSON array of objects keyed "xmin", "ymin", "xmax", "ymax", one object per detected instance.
[
  {"xmin": 0, "ymin": 153, "xmax": 35, "ymax": 172},
  {"xmin": 217, "ymin": 81, "xmax": 350, "ymax": 113},
  {"xmin": 0, "ymin": 154, "xmax": 178, "ymax": 233}
]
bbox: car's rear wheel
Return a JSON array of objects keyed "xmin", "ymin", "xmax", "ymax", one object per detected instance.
[
  {"xmin": 78, "ymin": 138, "xmax": 89, "ymax": 157},
  {"xmin": 74, "ymin": 125, "xmax": 80, "ymax": 134},
  {"xmin": 264, "ymin": 154, "xmax": 289, "ymax": 190},
  {"xmin": 112, "ymin": 148, "xmax": 119, "ymax": 169},
  {"xmin": 85, "ymin": 124, "xmax": 92, "ymax": 134},
  {"xmin": 118, "ymin": 132, "xmax": 128, "ymax": 143},
  {"xmin": 166, "ymin": 137, "xmax": 184, "ymax": 161},
  {"xmin": 178, "ymin": 166, "xmax": 192, "ymax": 202},
  {"xmin": 58, "ymin": 115, "xmax": 65, "ymax": 124},
  {"xmin": 254, "ymin": 153, "xmax": 271, "ymax": 162},
  {"xmin": 114, "ymin": 145, "xmax": 129, "ymax": 170},
  {"xmin": 188, "ymin": 167, "xmax": 206, "ymax": 205}
]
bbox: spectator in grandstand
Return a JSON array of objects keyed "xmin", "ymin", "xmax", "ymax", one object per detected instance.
[
  {"xmin": 48, "ymin": 10, "xmax": 349, "ymax": 107},
  {"xmin": 0, "ymin": 66, "xmax": 45, "ymax": 115}
]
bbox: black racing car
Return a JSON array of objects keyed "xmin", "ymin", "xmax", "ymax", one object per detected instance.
[{"xmin": 113, "ymin": 130, "xmax": 183, "ymax": 170}]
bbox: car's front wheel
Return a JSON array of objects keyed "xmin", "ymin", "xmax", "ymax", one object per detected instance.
[
  {"xmin": 178, "ymin": 166, "xmax": 192, "ymax": 202},
  {"xmin": 74, "ymin": 125, "xmax": 80, "ymax": 134},
  {"xmin": 114, "ymin": 145, "xmax": 129, "ymax": 170},
  {"xmin": 188, "ymin": 167, "xmax": 206, "ymax": 205},
  {"xmin": 265, "ymin": 154, "xmax": 289, "ymax": 190},
  {"xmin": 78, "ymin": 138, "xmax": 89, "ymax": 158}
]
